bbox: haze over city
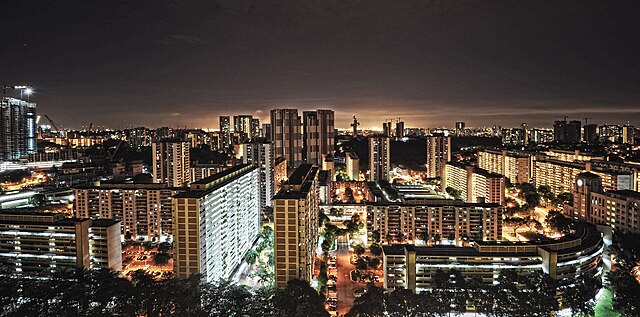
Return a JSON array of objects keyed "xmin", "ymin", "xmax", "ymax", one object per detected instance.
[{"xmin": 2, "ymin": 0, "xmax": 640, "ymax": 129}]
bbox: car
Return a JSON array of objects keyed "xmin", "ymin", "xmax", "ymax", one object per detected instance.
[
  {"xmin": 329, "ymin": 255, "xmax": 337, "ymax": 260},
  {"xmin": 354, "ymin": 288, "xmax": 366, "ymax": 298},
  {"xmin": 328, "ymin": 275, "xmax": 337, "ymax": 281},
  {"xmin": 328, "ymin": 306, "xmax": 337, "ymax": 312},
  {"xmin": 327, "ymin": 280, "xmax": 336, "ymax": 286},
  {"xmin": 326, "ymin": 297, "xmax": 337, "ymax": 303},
  {"xmin": 328, "ymin": 285, "xmax": 337, "ymax": 291},
  {"xmin": 373, "ymin": 275, "xmax": 380, "ymax": 282}
]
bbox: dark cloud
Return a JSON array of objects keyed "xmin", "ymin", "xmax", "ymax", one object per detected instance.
[{"xmin": 1, "ymin": 0, "xmax": 639, "ymax": 129}]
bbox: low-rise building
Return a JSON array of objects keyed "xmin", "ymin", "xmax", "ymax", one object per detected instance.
[{"xmin": 382, "ymin": 225, "xmax": 603, "ymax": 293}]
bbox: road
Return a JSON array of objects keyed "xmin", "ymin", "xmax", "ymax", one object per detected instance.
[{"xmin": 334, "ymin": 235, "xmax": 355, "ymax": 316}]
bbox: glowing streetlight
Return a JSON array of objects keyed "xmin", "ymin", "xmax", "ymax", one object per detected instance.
[{"xmin": 24, "ymin": 88, "xmax": 33, "ymax": 95}]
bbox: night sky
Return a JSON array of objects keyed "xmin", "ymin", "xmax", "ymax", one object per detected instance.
[{"xmin": 2, "ymin": 1, "xmax": 639, "ymax": 130}]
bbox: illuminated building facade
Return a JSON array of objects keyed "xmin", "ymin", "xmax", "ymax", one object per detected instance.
[
  {"xmin": 242, "ymin": 141, "xmax": 275, "ymax": 210},
  {"xmin": 369, "ymin": 136, "xmax": 390, "ymax": 181},
  {"xmin": 1, "ymin": 97, "xmax": 37, "ymax": 161},
  {"xmin": 425, "ymin": 133, "xmax": 451, "ymax": 179},
  {"xmin": 346, "ymin": 152, "xmax": 360, "ymax": 181},
  {"xmin": 477, "ymin": 149, "xmax": 531, "ymax": 184},
  {"xmin": 172, "ymin": 165, "xmax": 260, "ymax": 282},
  {"xmin": 273, "ymin": 164, "xmax": 319, "ymax": 288},
  {"xmin": 0, "ymin": 211, "xmax": 122, "ymax": 274},
  {"xmin": 152, "ymin": 140, "xmax": 191, "ymax": 187},
  {"xmin": 443, "ymin": 162, "xmax": 505, "ymax": 204},
  {"xmin": 382, "ymin": 225, "xmax": 603, "ymax": 294},
  {"xmin": 367, "ymin": 201, "xmax": 502, "ymax": 246},
  {"xmin": 302, "ymin": 109, "xmax": 335, "ymax": 165},
  {"xmin": 271, "ymin": 108, "xmax": 302, "ymax": 169},
  {"xmin": 73, "ymin": 182, "xmax": 183, "ymax": 241}
]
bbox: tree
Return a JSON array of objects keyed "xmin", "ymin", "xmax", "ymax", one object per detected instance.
[
  {"xmin": 562, "ymin": 274, "xmax": 599, "ymax": 316},
  {"xmin": 158, "ymin": 241, "xmax": 172, "ymax": 253},
  {"xmin": 244, "ymin": 249, "xmax": 259, "ymax": 265},
  {"xmin": 354, "ymin": 245, "xmax": 365, "ymax": 256},
  {"xmin": 346, "ymin": 284, "xmax": 386, "ymax": 317},
  {"xmin": 153, "ymin": 252, "xmax": 171, "ymax": 265},
  {"xmin": 445, "ymin": 186, "xmax": 463, "ymax": 199},
  {"xmin": 318, "ymin": 211, "xmax": 330, "ymax": 227},
  {"xmin": 355, "ymin": 258, "xmax": 368, "ymax": 271},
  {"xmin": 371, "ymin": 230, "xmax": 381, "ymax": 243},
  {"xmin": 369, "ymin": 243, "xmax": 383, "ymax": 256},
  {"xmin": 606, "ymin": 232, "xmax": 640, "ymax": 315},
  {"xmin": 273, "ymin": 279, "xmax": 329, "ymax": 317},
  {"xmin": 368, "ymin": 257, "xmax": 381, "ymax": 269}
]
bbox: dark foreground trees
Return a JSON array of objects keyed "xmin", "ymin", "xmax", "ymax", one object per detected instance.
[
  {"xmin": 0, "ymin": 267, "xmax": 327, "ymax": 317},
  {"xmin": 347, "ymin": 269, "xmax": 599, "ymax": 317},
  {"xmin": 607, "ymin": 232, "xmax": 640, "ymax": 316}
]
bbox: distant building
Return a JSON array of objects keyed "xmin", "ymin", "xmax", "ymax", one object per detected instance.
[
  {"xmin": 274, "ymin": 157, "xmax": 288, "ymax": 194},
  {"xmin": 234, "ymin": 115, "xmax": 253, "ymax": 142},
  {"xmin": 477, "ymin": 149, "xmax": 532, "ymax": 184},
  {"xmin": 426, "ymin": 133, "xmax": 451, "ymax": 179},
  {"xmin": 219, "ymin": 116, "xmax": 231, "ymax": 149},
  {"xmin": 367, "ymin": 201, "xmax": 503, "ymax": 245},
  {"xmin": 152, "ymin": 140, "xmax": 191, "ymax": 187},
  {"xmin": 190, "ymin": 163, "xmax": 226, "ymax": 183},
  {"xmin": 302, "ymin": 110, "xmax": 335, "ymax": 165},
  {"xmin": 395, "ymin": 121, "xmax": 405, "ymax": 139},
  {"xmin": 369, "ymin": 136, "xmax": 390, "ymax": 181},
  {"xmin": 623, "ymin": 125, "xmax": 635, "ymax": 145},
  {"xmin": 1, "ymin": 97, "xmax": 37, "ymax": 160},
  {"xmin": 383, "ymin": 122, "xmax": 392, "ymax": 137},
  {"xmin": 0, "ymin": 211, "xmax": 122, "ymax": 274},
  {"xmin": 583, "ymin": 124, "xmax": 598, "ymax": 144},
  {"xmin": 599, "ymin": 124, "xmax": 622, "ymax": 143},
  {"xmin": 455, "ymin": 122, "xmax": 465, "ymax": 137},
  {"xmin": 74, "ymin": 182, "xmax": 184, "ymax": 241},
  {"xmin": 345, "ymin": 152, "xmax": 360, "ymax": 181},
  {"xmin": 271, "ymin": 109, "xmax": 302, "ymax": 169},
  {"xmin": 443, "ymin": 162, "xmax": 505, "ymax": 204},
  {"xmin": 273, "ymin": 164, "xmax": 319, "ymax": 288},
  {"xmin": 251, "ymin": 118, "xmax": 261, "ymax": 140},
  {"xmin": 262, "ymin": 123, "xmax": 272, "ymax": 141},
  {"xmin": 173, "ymin": 165, "xmax": 260, "ymax": 282},
  {"xmin": 553, "ymin": 120, "xmax": 581, "ymax": 144},
  {"xmin": 242, "ymin": 142, "xmax": 275, "ymax": 210}
]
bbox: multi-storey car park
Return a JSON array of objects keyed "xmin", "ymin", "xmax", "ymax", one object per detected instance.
[{"xmin": 382, "ymin": 224, "xmax": 604, "ymax": 298}]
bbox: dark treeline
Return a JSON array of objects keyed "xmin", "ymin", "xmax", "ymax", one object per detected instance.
[
  {"xmin": 0, "ymin": 268, "xmax": 328, "ymax": 317},
  {"xmin": 347, "ymin": 269, "xmax": 598, "ymax": 317}
]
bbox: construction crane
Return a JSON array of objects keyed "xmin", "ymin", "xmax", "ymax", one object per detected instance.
[
  {"xmin": 107, "ymin": 139, "xmax": 124, "ymax": 161},
  {"xmin": 583, "ymin": 117, "xmax": 593, "ymax": 125},
  {"xmin": 44, "ymin": 115, "xmax": 63, "ymax": 132}
]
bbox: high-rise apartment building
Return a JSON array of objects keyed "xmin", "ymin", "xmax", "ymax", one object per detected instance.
[
  {"xmin": 395, "ymin": 121, "xmax": 405, "ymax": 139},
  {"xmin": 262, "ymin": 123, "xmax": 272, "ymax": 141},
  {"xmin": 233, "ymin": 115, "xmax": 253, "ymax": 142},
  {"xmin": 152, "ymin": 140, "xmax": 191, "ymax": 187},
  {"xmin": 367, "ymin": 201, "xmax": 503, "ymax": 246},
  {"xmin": 302, "ymin": 110, "xmax": 335, "ymax": 165},
  {"xmin": 273, "ymin": 164, "xmax": 319, "ymax": 288},
  {"xmin": 443, "ymin": 162, "xmax": 505, "ymax": 204},
  {"xmin": 73, "ymin": 182, "xmax": 183, "ymax": 241},
  {"xmin": 242, "ymin": 142, "xmax": 275, "ymax": 210},
  {"xmin": 274, "ymin": 157, "xmax": 288, "ymax": 194},
  {"xmin": 346, "ymin": 152, "xmax": 360, "ymax": 181},
  {"xmin": 568, "ymin": 172, "xmax": 640, "ymax": 235},
  {"xmin": 251, "ymin": 118, "xmax": 261, "ymax": 140},
  {"xmin": 553, "ymin": 120, "xmax": 581, "ymax": 144},
  {"xmin": 271, "ymin": 109, "xmax": 303, "ymax": 169},
  {"xmin": 383, "ymin": 122, "xmax": 393, "ymax": 137},
  {"xmin": 583, "ymin": 124, "xmax": 598, "ymax": 144},
  {"xmin": 534, "ymin": 158, "xmax": 632, "ymax": 196},
  {"xmin": 219, "ymin": 116, "xmax": 231, "ymax": 149},
  {"xmin": 369, "ymin": 136, "xmax": 390, "ymax": 181},
  {"xmin": 173, "ymin": 165, "xmax": 260, "ymax": 282},
  {"xmin": 1, "ymin": 97, "xmax": 37, "ymax": 161},
  {"xmin": 455, "ymin": 122, "xmax": 465, "ymax": 137},
  {"xmin": 426, "ymin": 133, "xmax": 451, "ymax": 179},
  {"xmin": 0, "ymin": 211, "xmax": 122, "ymax": 274},
  {"xmin": 477, "ymin": 149, "xmax": 532, "ymax": 184},
  {"xmin": 623, "ymin": 125, "xmax": 635, "ymax": 145}
]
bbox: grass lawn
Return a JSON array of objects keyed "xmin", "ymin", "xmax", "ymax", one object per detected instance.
[{"xmin": 594, "ymin": 288, "xmax": 620, "ymax": 317}]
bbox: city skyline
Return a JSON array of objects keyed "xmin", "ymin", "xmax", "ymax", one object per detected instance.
[{"xmin": 2, "ymin": 1, "xmax": 639, "ymax": 129}]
